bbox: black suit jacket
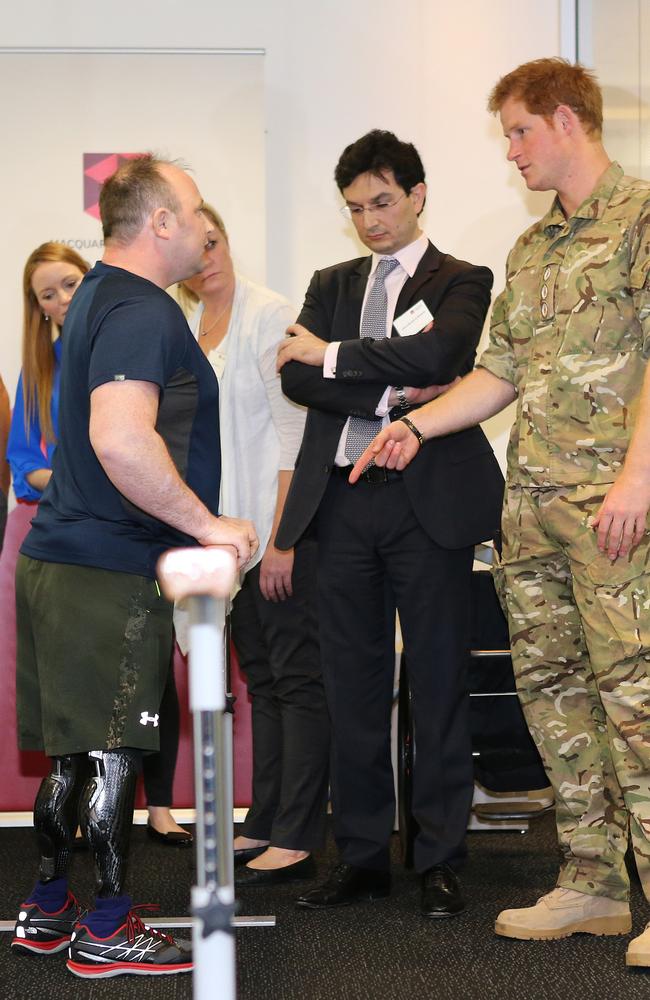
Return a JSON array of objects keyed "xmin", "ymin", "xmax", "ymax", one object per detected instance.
[{"xmin": 276, "ymin": 242, "xmax": 504, "ymax": 550}]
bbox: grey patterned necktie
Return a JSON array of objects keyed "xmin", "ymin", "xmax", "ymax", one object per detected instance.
[{"xmin": 345, "ymin": 257, "xmax": 400, "ymax": 464}]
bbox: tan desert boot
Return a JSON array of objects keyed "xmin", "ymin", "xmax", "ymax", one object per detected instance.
[
  {"xmin": 495, "ymin": 887, "xmax": 631, "ymax": 940},
  {"xmin": 626, "ymin": 924, "xmax": 650, "ymax": 966}
]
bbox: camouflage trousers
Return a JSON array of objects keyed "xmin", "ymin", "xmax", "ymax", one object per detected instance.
[{"xmin": 495, "ymin": 484, "xmax": 650, "ymax": 902}]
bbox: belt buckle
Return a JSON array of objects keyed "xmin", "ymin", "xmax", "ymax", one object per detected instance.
[{"xmin": 363, "ymin": 464, "xmax": 388, "ymax": 484}]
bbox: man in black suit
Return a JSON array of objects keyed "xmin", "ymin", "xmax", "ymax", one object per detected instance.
[{"xmin": 276, "ymin": 130, "xmax": 503, "ymax": 917}]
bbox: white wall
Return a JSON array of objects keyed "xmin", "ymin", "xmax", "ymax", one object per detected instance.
[
  {"xmin": 2, "ymin": 0, "xmax": 564, "ymax": 467},
  {"xmin": 0, "ymin": 52, "xmax": 265, "ymax": 379},
  {"xmin": 579, "ymin": 0, "xmax": 650, "ymax": 181}
]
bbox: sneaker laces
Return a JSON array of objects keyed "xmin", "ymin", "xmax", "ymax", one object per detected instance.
[
  {"xmin": 68, "ymin": 890, "xmax": 88, "ymax": 925},
  {"xmin": 124, "ymin": 905, "xmax": 174, "ymax": 946},
  {"xmin": 66, "ymin": 890, "xmax": 84, "ymax": 914},
  {"xmin": 37, "ymin": 889, "xmax": 84, "ymax": 918}
]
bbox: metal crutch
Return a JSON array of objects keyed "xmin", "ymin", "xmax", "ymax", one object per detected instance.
[{"xmin": 157, "ymin": 546, "xmax": 243, "ymax": 1000}]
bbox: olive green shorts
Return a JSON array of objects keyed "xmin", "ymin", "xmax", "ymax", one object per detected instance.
[{"xmin": 16, "ymin": 555, "xmax": 174, "ymax": 757}]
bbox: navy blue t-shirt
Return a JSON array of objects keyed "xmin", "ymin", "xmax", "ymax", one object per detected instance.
[{"xmin": 22, "ymin": 262, "xmax": 221, "ymax": 578}]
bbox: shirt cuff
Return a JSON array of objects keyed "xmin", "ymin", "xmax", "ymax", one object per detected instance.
[
  {"xmin": 375, "ymin": 386, "xmax": 393, "ymax": 417},
  {"xmin": 323, "ymin": 342, "xmax": 340, "ymax": 379}
]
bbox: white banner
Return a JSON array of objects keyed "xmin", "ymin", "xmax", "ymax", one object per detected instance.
[{"xmin": 0, "ymin": 50, "xmax": 265, "ymax": 404}]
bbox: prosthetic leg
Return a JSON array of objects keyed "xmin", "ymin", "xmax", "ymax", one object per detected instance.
[
  {"xmin": 34, "ymin": 748, "xmax": 140, "ymax": 894},
  {"xmin": 34, "ymin": 754, "xmax": 87, "ymax": 882},
  {"xmin": 11, "ymin": 755, "xmax": 88, "ymax": 956},
  {"xmin": 79, "ymin": 749, "xmax": 140, "ymax": 896}
]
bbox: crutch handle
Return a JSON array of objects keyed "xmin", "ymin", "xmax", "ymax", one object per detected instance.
[{"xmin": 157, "ymin": 546, "xmax": 238, "ymax": 601}]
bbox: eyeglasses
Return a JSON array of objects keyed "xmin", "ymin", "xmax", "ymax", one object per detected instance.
[{"xmin": 339, "ymin": 192, "xmax": 407, "ymax": 220}]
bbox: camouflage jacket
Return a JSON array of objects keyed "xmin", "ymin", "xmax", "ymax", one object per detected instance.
[{"xmin": 480, "ymin": 162, "xmax": 650, "ymax": 487}]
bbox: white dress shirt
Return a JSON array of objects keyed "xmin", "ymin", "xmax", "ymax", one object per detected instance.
[{"xmin": 322, "ymin": 231, "xmax": 429, "ymax": 467}]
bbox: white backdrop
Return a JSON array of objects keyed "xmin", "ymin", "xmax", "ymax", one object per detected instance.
[
  {"xmin": 0, "ymin": 51, "xmax": 265, "ymax": 410},
  {"xmin": 0, "ymin": 1, "xmax": 572, "ymax": 478}
]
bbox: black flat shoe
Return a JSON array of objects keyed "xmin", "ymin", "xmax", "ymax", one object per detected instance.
[
  {"xmin": 146, "ymin": 821, "xmax": 193, "ymax": 848},
  {"xmin": 235, "ymin": 855, "xmax": 316, "ymax": 887},
  {"xmin": 234, "ymin": 846, "xmax": 267, "ymax": 866},
  {"xmin": 420, "ymin": 863, "xmax": 465, "ymax": 918},
  {"xmin": 296, "ymin": 863, "xmax": 390, "ymax": 909}
]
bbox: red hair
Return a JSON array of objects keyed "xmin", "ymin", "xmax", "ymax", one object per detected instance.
[{"xmin": 488, "ymin": 58, "xmax": 603, "ymax": 137}]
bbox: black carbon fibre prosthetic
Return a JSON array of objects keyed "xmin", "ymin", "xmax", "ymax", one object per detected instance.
[
  {"xmin": 34, "ymin": 754, "xmax": 88, "ymax": 881},
  {"xmin": 79, "ymin": 749, "xmax": 142, "ymax": 898}
]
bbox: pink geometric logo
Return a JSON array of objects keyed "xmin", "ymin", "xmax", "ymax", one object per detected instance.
[{"xmin": 83, "ymin": 153, "xmax": 143, "ymax": 220}]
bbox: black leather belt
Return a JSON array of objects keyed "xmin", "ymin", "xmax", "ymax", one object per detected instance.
[{"xmin": 331, "ymin": 464, "xmax": 403, "ymax": 484}]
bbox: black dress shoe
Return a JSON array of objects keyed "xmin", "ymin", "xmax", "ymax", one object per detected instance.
[
  {"xmin": 146, "ymin": 821, "xmax": 193, "ymax": 848},
  {"xmin": 296, "ymin": 863, "xmax": 390, "ymax": 909},
  {"xmin": 421, "ymin": 863, "xmax": 465, "ymax": 918},
  {"xmin": 234, "ymin": 846, "xmax": 267, "ymax": 867},
  {"xmin": 235, "ymin": 855, "xmax": 316, "ymax": 887}
]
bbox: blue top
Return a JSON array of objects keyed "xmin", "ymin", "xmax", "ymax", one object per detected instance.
[
  {"xmin": 6, "ymin": 337, "xmax": 62, "ymax": 501},
  {"xmin": 22, "ymin": 262, "xmax": 221, "ymax": 578}
]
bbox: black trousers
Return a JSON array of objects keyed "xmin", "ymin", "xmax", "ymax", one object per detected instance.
[
  {"xmin": 316, "ymin": 474, "xmax": 474, "ymax": 874},
  {"xmin": 231, "ymin": 537, "xmax": 329, "ymax": 850}
]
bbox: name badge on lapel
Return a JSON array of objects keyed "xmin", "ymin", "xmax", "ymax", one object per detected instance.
[{"xmin": 393, "ymin": 300, "xmax": 434, "ymax": 337}]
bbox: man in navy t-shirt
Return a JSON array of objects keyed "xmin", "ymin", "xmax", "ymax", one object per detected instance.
[
  {"xmin": 25, "ymin": 260, "xmax": 224, "ymax": 578},
  {"xmin": 12, "ymin": 155, "xmax": 258, "ymax": 979}
]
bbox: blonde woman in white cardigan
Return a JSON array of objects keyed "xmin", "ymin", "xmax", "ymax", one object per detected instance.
[{"xmin": 180, "ymin": 206, "xmax": 329, "ymax": 886}]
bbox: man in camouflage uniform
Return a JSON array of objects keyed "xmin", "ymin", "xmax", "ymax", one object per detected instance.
[{"xmin": 349, "ymin": 58, "xmax": 650, "ymax": 965}]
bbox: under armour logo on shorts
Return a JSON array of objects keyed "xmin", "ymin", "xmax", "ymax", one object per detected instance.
[{"xmin": 139, "ymin": 711, "xmax": 159, "ymax": 727}]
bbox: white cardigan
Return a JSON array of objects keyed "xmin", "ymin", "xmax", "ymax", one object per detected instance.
[{"xmin": 188, "ymin": 274, "xmax": 306, "ymax": 572}]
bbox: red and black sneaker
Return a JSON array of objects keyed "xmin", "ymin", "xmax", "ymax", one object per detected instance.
[
  {"xmin": 66, "ymin": 905, "xmax": 193, "ymax": 978},
  {"xmin": 12, "ymin": 891, "xmax": 84, "ymax": 956}
]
